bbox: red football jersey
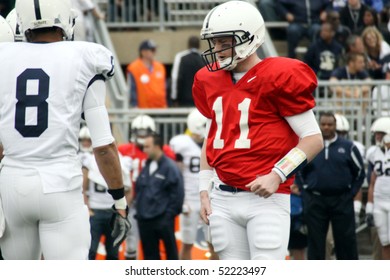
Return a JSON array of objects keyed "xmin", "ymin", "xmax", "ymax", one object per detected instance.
[
  {"xmin": 192, "ymin": 57, "xmax": 317, "ymax": 194},
  {"xmin": 118, "ymin": 143, "xmax": 176, "ymax": 185},
  {"xmin": 118, "ymin": 143, "xmax": 147, "ymax": 186}
]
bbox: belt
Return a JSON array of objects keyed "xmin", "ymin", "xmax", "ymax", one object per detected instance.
[{"xmin": 219, "ymin": 184, "xmax": 247, "ymax": 193}]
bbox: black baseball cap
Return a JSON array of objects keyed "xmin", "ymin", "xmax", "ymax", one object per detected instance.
[{"xmin": 139, "ymin": 40, "xmax": 157, "ymax": 51}]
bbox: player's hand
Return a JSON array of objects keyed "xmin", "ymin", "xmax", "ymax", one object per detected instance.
[
  {"xmin": 245, "ymin": 171, "xmax": 282, "ymax": 198},
  {"xmin": 182, "ymin": 203, "xmax": 191, "ymax": 216},
  {"xmin": 365, "ymin": 213, "xmax": 375, "ymax": 227},
  {"xmin": 200, "ymin": 191, "xmax": 212, "ymax": 225},
  {"xmin": 110, "ymin": 206, "xmax": 131, "ymax": 247}
]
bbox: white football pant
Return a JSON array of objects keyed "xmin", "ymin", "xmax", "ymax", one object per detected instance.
[
  {"xmin": 0, "ymin": 166, "xmax": 90, "ymax": 260},
  {"xmin": 373, "ymin": 196, "xmax": 390, "ymax": 246},
  {"xmin": 180, "ymin": 199, "xmax": 202, "ymax": 245},
  {"xmin": 125, "ymin": 204, "xmax": 139, "ymax": 259},
  {"xmin": 209, "ymin": 186, "xmax": 290, "ymax": 260}
]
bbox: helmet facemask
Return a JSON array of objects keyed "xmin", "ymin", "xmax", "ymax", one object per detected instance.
[{"xmin": 202, "ymin": 31, "xmax": 255, "ymax": 72}]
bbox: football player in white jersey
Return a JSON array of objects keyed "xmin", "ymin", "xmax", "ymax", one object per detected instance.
[
  {"xmin": 0, "ymin": 0, "xmax": 130, "ymax": 260},
  {"xmin": 78, "ymin": 126, "xmax": 131, "ymax": 260},
  {"xmin": 170, "ymin": 109, "xmax": 218, "ymax": 260},
  {"xmin": 366, "ymin": 118, "xmax": 390, "ymax": 259}
]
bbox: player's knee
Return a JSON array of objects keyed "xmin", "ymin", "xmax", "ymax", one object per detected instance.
[{"xmin": 209, "ymin": 216, "xmax": 229, "ymax": 254}]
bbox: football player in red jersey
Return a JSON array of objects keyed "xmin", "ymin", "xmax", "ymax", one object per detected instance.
[
  {"xmin": 118, "ymin": 114, "xmax": 176, "ymax": 259},
  {"xmin": 193, "ymin": 1, "xmax": 324, "ymax": 260},
  {"xmin": 118, "ymin": 115, "xmax": 154, "ymax": 259}
]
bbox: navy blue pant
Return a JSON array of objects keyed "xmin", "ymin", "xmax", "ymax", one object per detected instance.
[
  {"xmin": 287, "ymin": 23, "xmax": 321, "ymax": 58},
  {"xmin": 303, "ymin": 191, "xmax": 358, "ymax": 260},
  {"xmin": 137, "ymin": 214, "xmax": 178, "ymax": 260},
  {"xmin": 89, "ymin": 209, "xmax": 119, "ymax": 260}
]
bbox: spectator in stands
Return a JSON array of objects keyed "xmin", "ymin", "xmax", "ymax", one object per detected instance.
[
  {"xmin": 345, "ymin": 34, "xmax": 366, "ymax": 54},
  {"xmin": 277, "ymin": 0, "xmax": 331, "ymax": 58},
  {"xmin": 135, "ymin": 133, "xmax": 184, "ymax": 260},
  {"xmin": 330, "ymin": 52, "xmax": 371, "ymax": 114},
  {"xmin": 304, "ymin": 22, "xmax": 344, "ymax": 81},
  {"xmin": 300, "ymin": 112, "xmax": 365, "ymax": 260},
  {"xmin": 340, "ymin": 0, "xmax": 369, "ymax": 34},
  {"xmin": 171, "ymin": 36, "xmax": 204, "ymax": 107},
  {"xmin": 127, "ymin": 39, "xmax": 167, "ymax": 108},
  {"xmin": 372, "ymin": 63, "xmax": 390, "ymax": 116},
  {"xmin": 359, "ymin": 7, "xmax": 390, "ymax": 43},
  {"xmin": 258, "ymin": 0, "xmax": 282, "ymax": 22},
  {"xmin": 327, "ymin": 10, "xmax": 352, "ymax": 47},
  {"xmin": 71, "ymin": 0, "xmax": 105, "ymax": 42},
  {"xmin": 361, "ymin": 26, "xmax": 390, "ymax": 79}
]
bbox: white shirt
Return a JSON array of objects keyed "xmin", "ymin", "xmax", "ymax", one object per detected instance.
[{"xmin": 170, "ymin": 134, "xmax": 202, "ymax": 201}]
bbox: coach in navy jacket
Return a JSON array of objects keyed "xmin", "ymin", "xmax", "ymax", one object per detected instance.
[
  {"xmin": 298, "ymin": 112, "xmax": 365, "ymax": 260},
  {"xmin": 135, "ymin": 133, "xmax": 184, "ymax": 260}
]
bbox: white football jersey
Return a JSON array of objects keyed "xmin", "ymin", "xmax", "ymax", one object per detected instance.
[
  {"xmin": 169, "ymin": 134, "xmax": 201, "ymax": 201},
  {"xmin": 81, "ymin": 152, "xmax": 131, "ymax": 209},
  {"xmin": 368, "ymin": 147, "xmax": 390, "ymax": 197},
  {"xmin": 0, "ymin": 41, "xmax": 114, "ymax": 193}
]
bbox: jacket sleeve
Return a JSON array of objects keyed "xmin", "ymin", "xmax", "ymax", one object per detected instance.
[
  {"xmin": 349, "ymin": 145, "xmax": 366, "ymax": 196},
  {"xmin": 165, "ymin": 166, "xmax": 184, "ymax": 217}
]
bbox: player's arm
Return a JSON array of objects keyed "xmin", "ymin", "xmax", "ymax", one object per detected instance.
[
  {"xmin": 199, "ymin": 119, "xmax": 213, "ymax": 224},
  {"xmin": 246, "ymin": 110, "xmax": 323, "ymax": 197},
  {"xmin": 83, "ymin": 79, "xmax": 131, "ymax": 246}
]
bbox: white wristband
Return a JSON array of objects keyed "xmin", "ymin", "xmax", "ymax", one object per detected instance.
[
  {"xmin": 114, "ymin": 197, "xmax": 127, "ymax": 210},
  {"xmin": 199, "ymin": 170, "xmax": 213, "ymax": 193},
  {"xmin": 273, "ymin": 147, "xmax": 307, "ymax": 183},
  {"xmin": 354, "ymin": 200, "xmax": 362, "ymax": 213},
  {"xmin": 365, "ymin": 202, "xmax": 373, "ymax": 214}
]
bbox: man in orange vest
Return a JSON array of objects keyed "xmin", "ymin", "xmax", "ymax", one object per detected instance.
[{"xmin": 127, "ymin": 39, "xmax": 167, "ymax": 108}]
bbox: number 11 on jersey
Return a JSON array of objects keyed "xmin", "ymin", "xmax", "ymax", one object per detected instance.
[{"xmin": 212, "ymin": 97, "xmax": 251, "ymax": 149}]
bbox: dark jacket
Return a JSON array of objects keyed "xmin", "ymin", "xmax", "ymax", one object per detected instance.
[
  {"xmin": 135, "ymin": 155, "xmax": 184, "ymax": 220},
  {"xmin": 339, "ymin": 3, "xmax": 369, "ymax": 34},
  {"xmin": 304, "ymin": 38, "xmax": 344, "ymax": 80},
  {"xmin": 299, "ymin": 135, "xmax": 365, "ymax": 196},
  {"xmin": 171, "ymin": 48, "xmax": 204, "ymax": 107},
  {"xmin": 277, "ymin": 0, "xmax": 331, "ymax": 24}
]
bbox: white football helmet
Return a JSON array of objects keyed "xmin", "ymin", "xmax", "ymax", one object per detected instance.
[
  {"xmin": 334, "ymin": 114, "xmax": 350, "ymax": 132},
  {"xmin": 187, "ymin": 108, "xmax": 207, "ymax": 137},
  {"xmin": 200, "ymin": 0, "xmax": 265, "ymax": 71},
  {"xmin": 130, "ymin": 115, "xmax": 156, "ymax": 145},
  {"xmin": 371, "ymin": 117, "xmax": 390, "ymax": 146},
  {"xmin": 79, "ymin": 126, "xmax": 92, "ymax": 153},
  {"xmin": 371, "ymin": 117, "xmax": 390, "ymax": 134},
  {"xmin": 0, "ymin": 15, "xmax": 14, "ymax": 42},
  {"xmin": 6, "ymin": 9, "xmax": 24, "ymax": 42},
  {"xmin": 15, "ymin": 0, "xmax": 77, "ymax": 40}
]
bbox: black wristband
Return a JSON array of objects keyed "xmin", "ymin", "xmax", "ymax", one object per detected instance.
[{"xmin": 107, "ymin": 188, "xmax": 125, "ymax": 200}]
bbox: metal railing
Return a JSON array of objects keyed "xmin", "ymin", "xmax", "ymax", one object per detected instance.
[
  {"xmin": 99, "ymin": 0, "xmax": 260, "ymax": 30},
  {"xmin": 106, "ymin": 80, "xmax": 390, "ymax": 148}
]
